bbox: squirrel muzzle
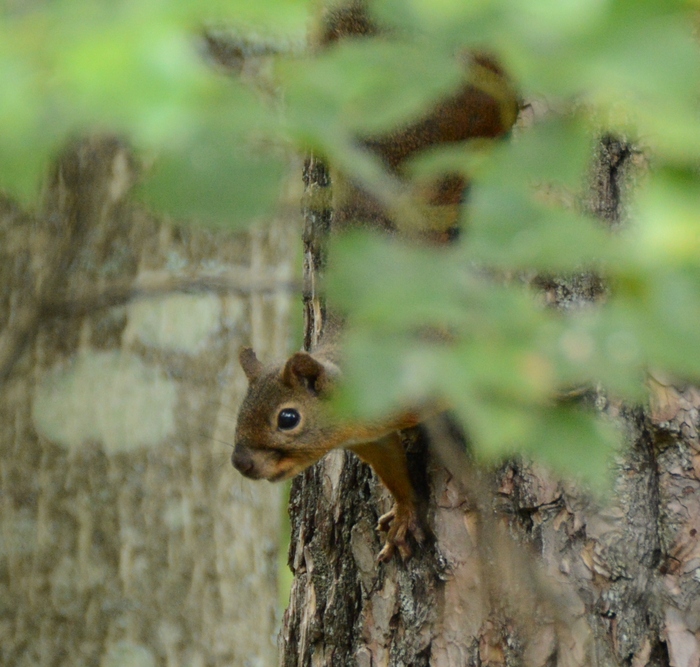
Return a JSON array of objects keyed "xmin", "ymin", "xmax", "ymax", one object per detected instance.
[
  {"xmin": 232, "ymin": 438, "xmax": 326, "ymax": 482},
  {"xmin": 231, "ymin": 442, "xmax": 264, "ymax": 479}
]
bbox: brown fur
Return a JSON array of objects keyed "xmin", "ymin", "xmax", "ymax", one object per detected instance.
[{"xmin": 233, "ymin": 344, "xmax": 430, "ymax": 560}]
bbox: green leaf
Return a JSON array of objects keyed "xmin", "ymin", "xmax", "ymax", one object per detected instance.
[
  {"xmin": 138, "ymin": 132, "xmax": 287, "ymax": 227},
  {"xmin": 328, "ymin": 231, "xmax": 468, "ymax": 329},
  {"xmin": 0, "ymin": 0, "xmax": 300, "ymax": 216},
  {"xmin": 467, "ymin": 185, "xmax": 615, "ymax": 272},
  {"xmin": 543, "ymin": 311, "xmax": 648, "ymax": 400},
  {"xmin": 281, "ymin": 39, "xmax": 461, "ymax": 140},
  {"xmin": 448, "ymin": 383, "xmax": 618, "ymax": 489},
  {"xmin": 525, "ymin": 406, "xmax": 618, "ymax": 490},
  {"xmin": 617, "ymin": 270, "xmax": 700, "ymax": 380},
  {"xmin": 629, "ymin": 170, "xmax": 700, "ymax": 270}
]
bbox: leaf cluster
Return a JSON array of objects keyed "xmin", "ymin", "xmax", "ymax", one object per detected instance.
[{"xmin": 3, "ymin": 0, "xmax": 700, "ymax": 484}]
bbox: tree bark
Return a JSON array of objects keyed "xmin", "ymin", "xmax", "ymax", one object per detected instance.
[
  {"xmin": 0, "ymin": 136, "xmax": 296, "ymax": 666},
  {"xmin": 279, "ymin": 127, "xmax": 695, "ymax": 667}
]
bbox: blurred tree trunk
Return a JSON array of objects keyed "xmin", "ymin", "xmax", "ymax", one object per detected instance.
[
  {"xmin": 280, "ymin": 137, "xmax": 698, "ymax": 667},
  {"xmin": 0, "ymin": 136, "xmax": 296, "ymax": 667}
]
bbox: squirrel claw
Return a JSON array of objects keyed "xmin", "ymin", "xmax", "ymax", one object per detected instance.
[{"xmin": 377, "ymin": 503, "xmax": 424, "ymax": 562}]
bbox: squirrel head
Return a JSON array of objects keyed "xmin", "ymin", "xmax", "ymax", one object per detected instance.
[{"xmin": 232, "ymin": 347, "xmax": 342, "ymax": 482}]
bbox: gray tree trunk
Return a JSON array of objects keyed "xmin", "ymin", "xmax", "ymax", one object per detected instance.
[
  {"xmin": 0, "ymin": 136, "xmax": 296, "ymax": 667},
  {"xmin": 279, "ymin": 137, "xmax": 695, "ymax": 667}
]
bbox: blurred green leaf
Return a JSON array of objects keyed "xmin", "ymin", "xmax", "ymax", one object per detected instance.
[
  {"xmin": 496, "ymin": 117, "xmax": 594, "ymax": 188},
  {"xmin": 604, "ymin": 270, "xmax": 700, "ymax": 380},
  {"xmin": 328, "ymin": 231, "xmax": 466, "ymax": 328},
  {"xmin": 281, "ymin": 39, "xmax": 461, "ymax": 140},
  {"xmin": 138, "ymin": 134, "xmax": 286, "ymax": 226},
  {"xmin": 332, "ymin": 232, "xmax": 556, "ymax": 406},
  {"xmin": 467, "ymin": 186, "xmax": 615, "ymax": 272},
  {"xmin": 628, "ymin": 170, "xmax": 700, "ymax": 269},
  {"xmin": 0, "ymin": 0, "xmax": 305, "ymax": 215},
  {"xmin": 408, "ymin": 116, "xmax": 593, "ymax": 188},
  {"xmin": 542, "ymin": 310, "xmax": 647, "ymax": 400},
  {"xmin": 524, "ymin": 406, "xmax": 618, "ymax": 488}
]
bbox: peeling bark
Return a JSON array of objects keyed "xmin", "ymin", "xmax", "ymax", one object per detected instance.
[{"xmin": 280, "ymin": 128, "xmax": 692, "ymax": 667}]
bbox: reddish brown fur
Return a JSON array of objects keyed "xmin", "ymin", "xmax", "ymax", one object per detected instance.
[
  {"xmin": 233, "ymin": 344, "xmax": 430, "ymax": 560},
  {"xmin": 319, "ymin": 1, "xmax": 379, "ymax": 45}
]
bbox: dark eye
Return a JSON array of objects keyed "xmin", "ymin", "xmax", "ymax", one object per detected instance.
[{"xmin": 277, "ymin": 408, "xmax": 301, "ymax": 430}]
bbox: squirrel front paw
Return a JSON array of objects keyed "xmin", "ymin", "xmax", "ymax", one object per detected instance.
[{"xmin": 377, "ymin": 502, "xmax": 425, "ymax": 562}]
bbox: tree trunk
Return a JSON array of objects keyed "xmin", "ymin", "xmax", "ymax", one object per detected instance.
[
  {"xmin": 0, "ymin": 136, "xmax": 295, "ymax": 667},
  {"xmin": 280, "ymin": 132, "xmax": 695, "ymax": 667}
]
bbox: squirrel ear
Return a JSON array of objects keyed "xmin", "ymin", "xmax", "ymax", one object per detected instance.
[
  {"xmin": 239, "ymin": 347, "xmax": 263, "ymax": 382},
  {"xmin": 282, "ymin": 352, "xmax": 335, "ymax": 395}
]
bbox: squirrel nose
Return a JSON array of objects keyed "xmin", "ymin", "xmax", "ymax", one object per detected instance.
[{"xmin": 232, "ymin": 446, "xmax": 256, "ymax": 477}]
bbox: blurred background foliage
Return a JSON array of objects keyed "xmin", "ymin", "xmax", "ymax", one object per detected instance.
[{"xmin": 2, "ymin": 0, "xmax": 700, "ymax": 485}]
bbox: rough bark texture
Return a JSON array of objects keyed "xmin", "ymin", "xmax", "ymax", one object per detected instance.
[
  {"xmin": 0, "ymin": 136, "xmax": 296, "ymax": 666},
  {"xmin": 279, "ymin": 123, "xmax": 698, "ymax": 667}
]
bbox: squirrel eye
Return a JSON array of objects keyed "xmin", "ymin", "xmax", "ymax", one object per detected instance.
[{"xmin": 277, "ymin": 408, "xmax": 301, "ymax": 430}]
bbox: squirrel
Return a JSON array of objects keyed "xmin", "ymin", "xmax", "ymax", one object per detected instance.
[
  {"xmin": 232, "ymin": 1, "xmax": 519, "ymax": 561},
  {"xmin": 233, "ymin": 322, "xmax": 433, "ymax": 561}
]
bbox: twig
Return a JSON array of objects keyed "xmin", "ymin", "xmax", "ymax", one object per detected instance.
[{"xmin": 0, "ymin": 271, "xmax": 299, "ymax": 383}]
